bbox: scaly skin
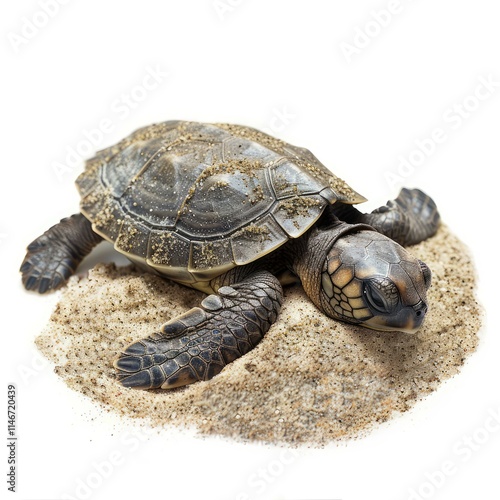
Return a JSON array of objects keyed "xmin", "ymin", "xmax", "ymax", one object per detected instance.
[
  {"xmin": 114, "ymin": 271, "xmax": 283, "ymax": 389},
  {"xmin": 331, "ymin": 188, "xmax": 440, "ymax": 246},
  {"xmin": 20, "ymin": 214, "xmax": 102, "ymax": 293}
]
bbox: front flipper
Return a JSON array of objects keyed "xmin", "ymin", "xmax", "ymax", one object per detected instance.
[
  {"xmin": 114, "ymin": 271, "xmax": 283, "ymax": 389},
  {"xmin": 20, "ymin": 213, "xmax": 103, "ymax": 293},
  {"xmin": 332, "ymin": 188, "xmax": 440, "ymax": 246}
]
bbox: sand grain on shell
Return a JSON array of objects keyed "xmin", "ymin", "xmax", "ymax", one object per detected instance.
[{"xmin": 36, "ymin": 225, "xmax": 481, "ymax": 446}]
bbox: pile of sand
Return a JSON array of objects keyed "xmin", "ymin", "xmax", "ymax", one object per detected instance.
[{"xmin": 36, "ymin": 225, "xmax": 481, "ymax": 446}]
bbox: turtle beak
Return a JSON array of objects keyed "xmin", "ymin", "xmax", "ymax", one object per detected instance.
[
  {"xmin": 363, "ymin": 299, "xmax": 428, "ymax": 334},
  {"xmin": 407, "ymin": 300, "xmax": 428, "ymax": 332}
]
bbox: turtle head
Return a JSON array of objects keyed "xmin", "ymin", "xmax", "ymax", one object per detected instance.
[{"xmin": 318, "ymin": 228, "xmax": 432, "ymax": 333}]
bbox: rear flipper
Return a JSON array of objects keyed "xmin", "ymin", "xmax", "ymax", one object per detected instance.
[
  {"xmin": 20, "ymin": 213, "xmax": 103, "ymax": 293},
  {"xmin": 332, "ymin": 188, "xmax": 441, "ymax": 246},
  {"xmin": 114, "ymin": 271, "xmax": 283, "ymax": 389}
]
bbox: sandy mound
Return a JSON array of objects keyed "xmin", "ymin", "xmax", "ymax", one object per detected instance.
[{"xmin": 36, "ymin": 224, "xmax": 481, "ymax": 446}]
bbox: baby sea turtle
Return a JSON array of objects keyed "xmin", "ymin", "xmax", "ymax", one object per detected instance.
[{"xmin": 20, "ymin": 121, "xmax": 440, "ymax": 390}]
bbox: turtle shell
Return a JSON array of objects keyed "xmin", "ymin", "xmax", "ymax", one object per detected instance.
[{"xmin": 76, "ymin": 121, "xmax": 366, "ymax": 290}]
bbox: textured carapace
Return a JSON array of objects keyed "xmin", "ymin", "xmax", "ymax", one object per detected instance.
[{"xmin": 76, "ymin": 121, "xmax": 365, "ymax": 292}]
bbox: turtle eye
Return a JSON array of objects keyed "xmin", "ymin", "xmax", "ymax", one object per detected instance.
[
  {"xmin": 418, "ymin": 260, "xmax": 432, "ymax": 289},
  {"xmin": 363, "ymin": 278, "xmax": 399, "ymax": 314},
  {"xmin": 364, "ymin": 283, "xmax": 387, "ymax": 313}
]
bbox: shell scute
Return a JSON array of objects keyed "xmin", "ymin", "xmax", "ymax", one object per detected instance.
[{"xmin": 77, "ymin": 121, "xmax": 366, "ymax": 283}]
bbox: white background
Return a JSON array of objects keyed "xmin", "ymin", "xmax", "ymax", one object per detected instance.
[{"xmin": 1, "ymin": 1, "xmax": 499, "ymax": 499}]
